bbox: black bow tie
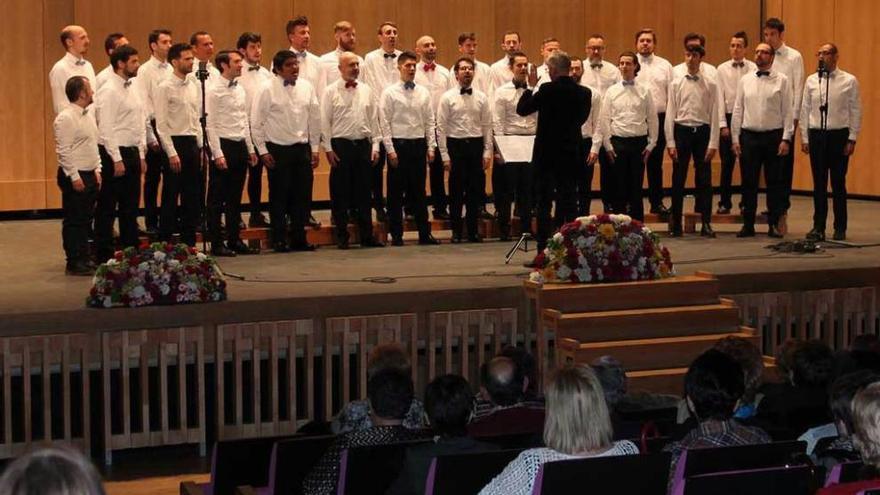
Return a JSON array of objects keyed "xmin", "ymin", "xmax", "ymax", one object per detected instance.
[
  {"xmin": 82, "ymin": 108, "xmax": 89, "ymax": 115},
  {"xmin": 403, "ymin": 81, "xmax": 415, "ymax": 90},
  {"xmin": 590, "ymin": 63, "xmax": 603, "ymax": 69},
  {"xmin": 622, "ymin": 80, "xmax": 635, "ymax": 86},
  {"xmin": 756, "ymin": 70, "xmax": 770, "ymax": 77},
  {"xmin": 294, "ymin": 51, "xmax": 307, "ymax": 58},
  {"xmin": 384, "ymin": 52, "xmax": 397, "ymax": 59},
  {"xmin": 248, "ymin": 65, "xmax": 260, "ymax": 72},
  {"xmin": 513, "ymin": 81, "xmax": 527, "ymax": 90},
  {"xmin": 284, "ymin": 80, "xmax": 295, "ymax": 87},
  {"xmin": 75, "ymin": 59, "xmax": 86, "ymax": 66},
  {"xmin": 228, "ymin": 80, "xmax": 238, "ymax": 88},
  {"xmin": 685, "ymin": 74, "xmax": 699, "ymax": 81},
  {"xmin": 123, "ymin": 80, "xmax": 132, "ymax": 88},
  {"xmin": 460, "ymin": 87, "xmax": 473, "ymax": 95},
  {"xmin": 732, "ymin": 61, "xmax": 745, "ymax": 68}
]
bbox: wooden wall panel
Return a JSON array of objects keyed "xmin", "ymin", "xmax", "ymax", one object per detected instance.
[
  {"xmin": 672, "ymin": 0, "xmax": 762, "ymax": 67},
  {"xmin": 494, "ymin": 0, "xmax": 586, "ymax": 64},
  {"xmin": 585, "ymin": 0, "xmax": 676, "ymax": 64},
  {"xmin": 43, "ymin": 0, "xmax": 76, "ymax": 209},
  {"xmin": 1, "ymin": 0, "xmax": 48, "ymax": 210},
  {"xmin": 398, "ymin": 0, "xmax": 496, "ymax": 68},
  {"xmin": 293, "ymin": 0, "xmax": 395, "ymax": 57}
]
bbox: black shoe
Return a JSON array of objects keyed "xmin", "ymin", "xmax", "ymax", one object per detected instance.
[
  {"xmin": 468, "ymin": 235, "xmax": 483, "ymax": 243},
  {"xmin": 230, "ymin": 241, "xmax": 259, "ymax": 255},
  {"xmin": 760, "ymin": 209, "xmax": 769, "ymax": 217},
  {"xmin": 418, "ymin": 235, "xmax": 440, "ymax": 245},
  {"xmin": 375, "ymin": 208, "xmax": 388, "ymax": 223},
  {"xmin": 307, "ymin": 215, "xmax": 322, "ymax": 229},
  {"xmin": 145, "ymin": 226, "xmax": 159, "ymax": 236},
  {"xmin": 833, "ymin": 230, "xmax": 846, "ymax": 241},
  {"xmin": 668, "ymin": 228, "xmax": 683, "ymax": 237},
  {"xmin": 716, "ymin": 206, "xmax": 731, "ymax": 215},
  {"xmin": 499, "ymin": 233, "xmax": 511, "ymax": 242},
  {"xmin": 523, "ymin": 254, "xmax": 543, "ymax": 269},
  {"xmin": 65, "ymin": 262, "xmax": 94, "ymax": 276},
  {"xmin": 768, "ymin": 225, "xmax": 784, "ymax": 238},
  {"xmin": 806, "ymin": 228, "xmax": 826, "ymax": 241},
  {"xmin": 361, "ymin": 238, "xmax": 386, "ymax": 248},
  {"xmin": 650, "ymin": 204, "xmax": 670, "ymax": 215},
  {"xmin": 212, "ymin": 245, "xmax": 237, "ymax": 257},
  {"xmin": 737, "ymin": 226, "xmax": 756, "ymax": 238},
  {"xmin": 450, "ymin": 234, "xmax": 464, "ymax": 244},
  {"xmin": 238, "ymin": 220, "xmax": 247, "ymax": 231},
  {"xmin": 272, "ymin": 242, "xmax": 290, "ymax": 253},
  {"xmin": 248, "ymin": 213, "xmax": 269, "ymax": 228},
  {"xmin": 290, "ymin": 242, "xmax": 317, "ymax": 252},
  {"xmin": 391, "ymin": 237, "xmax": 404, "ymax": 246},
  {"xmin": 700, "ymin": 223, "xmax": 716, "ymax": 238},
  {"xmin": 480, "ymin": 209, "xmax": 495, "ymax": 220},
  {"xmin": 405, "ymin": 214, "xmax": 415, "ymax": 222},
  {"xmin": 433, "ymin": 210, "xmax": 450, "ymax": 221},
  {"xmin": 337, "ymin": 240, "xmax": 350, "ymax": 250}
]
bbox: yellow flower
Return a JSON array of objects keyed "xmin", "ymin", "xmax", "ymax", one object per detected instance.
[{"xmin": 598, "ymin": 223, "xmax": 616, "ymax": 240}]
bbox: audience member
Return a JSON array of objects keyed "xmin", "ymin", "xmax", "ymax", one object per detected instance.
[
  {"xmin": 0, "ymin": 447, "xmax": 106, "ymax": 495},
  {"xmin": 388, "ymin": 374, "xmax": 499, "ymax": 495},
  {"xmin": 478, "ymin": 365, "xmax": 639, "ymax": 495},
  {"xmin": 468, "ymin": 356, "xmax": 545, "ymax": 438},
  {"xmin": 664, "ymin": 349, "xmax": 771, "ymax": 480},
  {"xmin": 851, "ymin": 335, "xmax": 880, "ymax": 354},
  {"xmin": 303, "ymin": 368, "xmax": 430, "ymax": 494},
  {"xmin": 472, "ymin": 346, "xmax": 543, "ymax": 419},
  {"xmin": 810, "ymin": 370, "xmax": 880, "ymax": 464},
  {"xmin": 818, "ymin": 382, "xmax": 880, "ymax": 494},
  {"xmin": 332, "ymin": 343, "xmax": 426, "ymax": 433},
  {"xmin": 713, "ymin": 336, "xmax": 765, "ymax": 419}
]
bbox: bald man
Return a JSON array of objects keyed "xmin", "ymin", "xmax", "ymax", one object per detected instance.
[
  {"xmin": 49, "ymin": 25, "xmax": 97, "ymax": 115},
  {"xmin": 469, "ymin": 356, "xmax": 545, "ymax": 437},
  {"xmin": 415, "ymin": 35, "xmax": 453, "ymax": 221}
]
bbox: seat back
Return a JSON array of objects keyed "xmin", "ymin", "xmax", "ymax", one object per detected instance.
[
  {"xmin": 210, "ymin": 434, "xmax": 297, "ymax": 495},
  {"xmin": 532, "ymin": 452, "xmax": 671, "ymax": 495},
  {"xmin": 683, "ymin": 465, "xmax": 817, "ymax": 495},
  {"xmin": 424, "ymin": 449, "xmax": 523, "ymax": 495},
  {"xmin": 265, "ymin": 435, "xmax": 336, "ymax": 495},
  {"xmin": 825, "ymin": 461, "xmax": 866, "ymax": 486},
  {"xmin": 472, "ymin": 431, "xmax": 543, "ymax": 449},
  {"xmin": 337, "ymin": 439, "xmax": 431, "ymax": 495}
]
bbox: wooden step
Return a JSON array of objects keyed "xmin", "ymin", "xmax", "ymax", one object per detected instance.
[
  {"xmin": 526, "ymin": 273, "xmax": 720, "ymax": 313},
  {"xmin": 558, "ymin": 329, "xmax": 758, "ymax": 371},
  {"xmin": 626, "ymin": 367, "xmax": 688, "ymax": 396},
  {"xmin": 544, "ymin": 300, "xmax": 742, "ymax": 342},
  {"xmin": 684, "ymin": 212, "xmax": 787, "ymax": 234}
]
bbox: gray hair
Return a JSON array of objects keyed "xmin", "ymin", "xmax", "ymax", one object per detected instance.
[
  {"xmin": 546, "ymin": 51, "xmax": 572, "ymax": 75},
  {"xmin": 591, "ymin": 355, "xmax": 627, "ymax": 408},
  {"xmin": 0, "ymin": 447, "xmax": 106, "ymax": 495},
  {"xmin": 544, "ymin": 364, "xmax": 613, "ymax": 455}
]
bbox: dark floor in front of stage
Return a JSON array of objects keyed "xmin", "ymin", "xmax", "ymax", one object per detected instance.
[{"xmin": 1, "ymin": 196, "xmax": 878, "ymax": 315}]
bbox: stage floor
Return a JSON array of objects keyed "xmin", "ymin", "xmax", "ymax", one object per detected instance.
[{"xmin": 1, "ymin": 196, "xmax": 878, "ymax": 319}]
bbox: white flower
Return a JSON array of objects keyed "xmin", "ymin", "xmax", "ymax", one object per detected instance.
[
  {"xmin": 196, "ymin": 252, "xmax": 207, "ymax": 261},
  {"xmin": 577, "ymin": 254, "xmax": 588, "ymax": 267},
  {"xmin": 159, "ymin": 284, "xmax": 170, "ymax": 295},
  {"xmin": 153, "ymin": 251, "xmax": 167, "ymax": 261},
  {"xmin": 529, "ymin": 272, "xmax": 545, "ymax": 284},
  {"xmin": 168, "ymin": 259, "xmax": 180, "ymax": 268},
  {"xmin": 103, "ymin": 297, "xmax": 113, "ymax": 308},
  {"xmin": 131, "ymin": 286, "xmax": 146, "ymax": 299},
  {"xmin": 138, "ymin": 262, "xmax": 149, "ymax": 272},
  {"xmin": 552, "ymin": 232, "xmax": 564, "ymax": 243},
  {"xmin": 557, "ymin": 265, "xmax": 572, "ymax": 280},
  {"xmin": 576, "ymin": 236, "xmax": 588, "ymax": 249},
  {"xmin": 106, "ymin": 259, "xmax": 118, "ymax": 266},
  {"xmin": 574, "ymin": 268, "xmax": 591, "ymax": 282}
]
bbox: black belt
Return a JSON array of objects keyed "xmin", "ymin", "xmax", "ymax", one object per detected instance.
[{"xmin": 674, "ymin": 123, "xmax": 709, "ymax": 133}]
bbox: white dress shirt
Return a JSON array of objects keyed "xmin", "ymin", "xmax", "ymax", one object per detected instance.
[
  {"xmin": 250, "ymin": 77, "xmax": 320, "ymax": 155},
  {"xmin": 581, "ymin": 59, "xmax": 622, "ymax": 96},
  {"xmin": 49, "ymin": 52, "xmax": 97, "ymax": 115},
  {"xmin": 95, "ymin": 73, "xmax": 148, "ymax": 161},
  {"xmin": 287, "ymin": 48, "xmax": 326, "ymax": 97},
  {"xmin": 135, "ymin": 55, "xmax": 173, "ymax": 121},
  {"xmin": 579, "ymin": 82, "xmax": 603, "ymax": 151},
  {"xmin": 320, "ymin": 79, "xmax": 381, "ymax": 152},
  {"xmin": 95, "ymin": 64, "xmax": 114, "ymax": 92},
  {"xmin": 490, "ymin": 56, "xmax": 514, "ymax": 90},
  {"xmin": 319, "ymin": 48, "xmax": 364, "ymax": 86},
  {"xmin": 238, "ymin": 63, "xmax": 273, "ymax": 112},
  {"xmin": 672, "ymin": 61, "xmax": 727, "ymax": 128},
  {"xmin": 771, "ymin": 43, "xmax": 805, "ymax": 116},
  {"xmin": 53, "ymin": 105, "xmax": 101, "ymax": 181},
  {"xmin": 436, "ymin": 86, "xmax": 493, "ymax": 161},
  {"xmin": 635, "ymin": 53, "xmax": 673, "ymax": 115},
  {"xmin": 154, "ymin": 74, "xmax": 202, "ymax": 158},
  {"xmin": 731, "ymin": 69, "xmax": 795, "ymax": 145},
  {"xmin": 378, "ymin": 81, "xmax": 437, "ymax": 154},
  {"xmin": 415, "ymin": 60, "xmax": 453, "ymax": 111},
  {"xmin": 206, "ymin": 77, "xmax": 253, "ymax": 159},
  {"xmin": 597, "ymin": 80, "xmax": 658, "ymax": 152},
  {"xmin": 800, "ymin": 69, "xmax": 862, "ymax": 143},
  {"xmin": 448, "ymin": 59, "xmax": 493, "ymax": 97},
  {"xmin": 186, "ymin": 59, "xmax": 221, "ymax": 88},
  {"xmin": 665, "ymin": 73, "xmax": 721, "ymax": 150},
  {"xmin": 363, "ymin": 48, "xmax": 403, "ymax": 103},
  {"xmin": 717, "ymin": 59, "xmax": 758, "ymax": 113},
  {"xmin": 493, "ymin": 81, "xmax": 537, "ymax": 136}
]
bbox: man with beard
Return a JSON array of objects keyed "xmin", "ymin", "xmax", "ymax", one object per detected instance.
[
  {"xmin": 237, "ymin": 32, "xmax": 273, "ymax": 229},
  {"xmin": 320, "ymin": 21, "xmax": 363, "ymax": 86}
]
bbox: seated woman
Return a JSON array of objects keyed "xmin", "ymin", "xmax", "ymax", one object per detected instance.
[
  {"xmin": 819, "ymin": 382, "xmax": 880, "ymax": 494},
  {"xmin": 0, "ymin": 446, "xmax": 105, "ymax": 495},
  {"xmin": 478, "ymin": 364, "xmax": 639, "ymax": 495}
]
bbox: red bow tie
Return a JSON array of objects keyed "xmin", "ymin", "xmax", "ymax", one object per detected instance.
[
  {"xmin": 345, "ymin": 80, "xmax": 357, "ymax": 88},
  {"xmin": 423, "ymin": 63, "xmax": 436, "ymax": 72}
]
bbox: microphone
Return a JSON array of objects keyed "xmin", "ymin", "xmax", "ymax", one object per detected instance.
[
  {"xmin": 817, "ymin": 59, "xmax": 827, "ymax": 77},
  {"xmin": 196, "ymin": 61, "xmax": 209, "ymax": 81}
]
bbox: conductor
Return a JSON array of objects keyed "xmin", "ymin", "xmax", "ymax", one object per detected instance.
[{"xmin": 516, "ymin": 51, "xmax": 591, "ymax": 268}]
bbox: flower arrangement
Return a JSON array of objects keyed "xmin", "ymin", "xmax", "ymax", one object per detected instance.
[
  {"xmin": 529, "ymin": 214, "xmax": 674, "ymax": 285},
  {"xmin": 87, "ymin": 242, "xmax": 227, "ymax": 308}
]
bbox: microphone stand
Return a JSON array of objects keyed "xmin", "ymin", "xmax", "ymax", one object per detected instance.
[
  {"xmin": 817, "ymin": 61, "xmax": 830, "ymax": 235},
  {"xmin": 196, "ymin": 62, "xmax": 211, "ymax": 254}
]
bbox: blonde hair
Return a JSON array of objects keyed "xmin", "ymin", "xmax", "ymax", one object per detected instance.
[
  {"xmin": 852, "ymin": 382, "xmax": 880, "ymax": 467},
  {"xmin": 544, "ymin": 365, "xmax": 613, "ymax": 454}
]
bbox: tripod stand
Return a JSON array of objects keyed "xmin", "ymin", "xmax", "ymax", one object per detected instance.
[
  {"xmin": 196, "ymin": 61, "xmax": 211, "ymax": 254},
  {"xmin": 504, "ymin": 232, "xmax": 532, "ymax": 264}
]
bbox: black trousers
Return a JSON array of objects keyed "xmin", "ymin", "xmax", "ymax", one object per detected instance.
[
  {"xmin": 535, "ymin": 165, "xmax": 577, "ymax": 251},
  {"xmin": 428, "ymin": 148, "xmax": 447, "ymax": 213},
  {"xmin": 671, "ymin": 124, "xmax": 712, "ymax": 227},
  {"xmin": 718, "ymin": 113, "xmax": 738, "ymax": 210},
  {"xmin": 808, "ymin": 129, "xmax": 850, "ymax": 232},
  {"xmin": 159, "ymin": 136, "xmax": 200, "ymax": 246},
  {"xmin": 576, "ymin": 137, "xmax": 596, "ymax": 216},
  {"xmin": 495, "ymin": 161, "xmax": 534, "ymax": 237},
  {"xmin": 95, "ymin": 145, "xmax": 141, "ymax": 259},
  {"xmin": 610, "ymin": 135, "xmax": 648, "ymax": 221},
  {"xmin": 267, "ymin": 142, "xmax": 312, "ymax": 246},
  {"xmin": 740, "ymin": 129, "xmax": 784, "ymax": 227},
  {"xmin": 57, "ymin": 168, "xmax": 98, "ymax": 264},
  {"xmin": 372, "ymin": 143, "xmax": 387, "ymax": 211},
  {"xmin": 387, "ymin": 138, "xmax": 430, "ymax": 239},
  {"xmin": 447, "ymin": 137, "xmax": 485, "ymax": 238},
  {"xmin": 144, "ymin": 122, "xmax": 169, "ymax": 230},
  {"xmin": 330, "ymin": 138, "xmax": 374, "ymax": 243},
  {"xmin": 246, "ymin": 157, "xmax": 264, "ymax": 217},
  {"xmin": 780, "ymin": 135, "xmax": 795, "ymax": 212},
  {"xmin": 645, "ymin": 112, "xmax": 667, "ymax": 208},
  {"xmin": 597, "ymin": 144, "xmax": 614, "ymax": 212},
  {"xmin": 207, "ymin": 138, "xmax": 249, "ymax": 246}
]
